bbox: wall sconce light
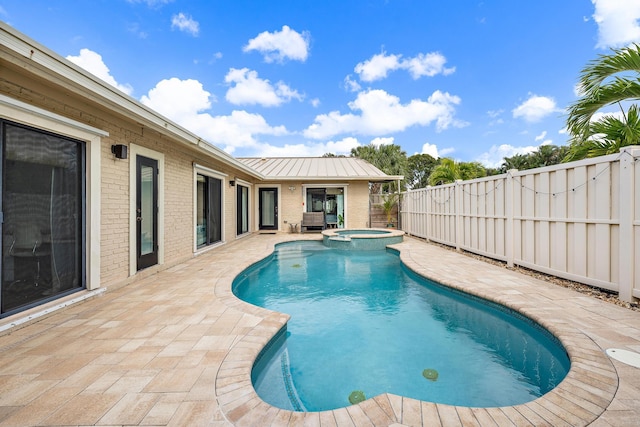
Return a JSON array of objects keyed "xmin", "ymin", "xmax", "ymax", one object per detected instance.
[
  {"xmin": 288, "ymin": 185, "xmax": 296, "ymax": 192},
  {"xmin": 111, "ymin": 144, "xmax": 128, "ymax": 159},
  {"xmin": 229, "ymin": 180, "xmax": 235, "ymax": 187}
]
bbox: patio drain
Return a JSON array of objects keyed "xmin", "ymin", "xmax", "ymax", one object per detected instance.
[{"xmin": 606, "ymin": 348, "xmax": 640, "ymax": 368}]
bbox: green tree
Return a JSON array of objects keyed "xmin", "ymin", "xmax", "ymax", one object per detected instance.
[
  {"xmin": 499, "ymin": 145, "xmax": 570, "ymax": 172},
  {"xmin": 459, "ymin": 161, "xmax": 487, "ymax": 181},
  {"xmin": 428, "ymin": 158, "xmax": 487, "ymax": 186},
  {"xmin": 406, "ymin": 153, "xmax": 438, "ymax": 189},
  {"xmin": 351, "ymin": 143, "xmax": 408, "ymax": 192},
  {"xmin": 565, "ymin": 43, "xmax": 640, "ymax": 160}
]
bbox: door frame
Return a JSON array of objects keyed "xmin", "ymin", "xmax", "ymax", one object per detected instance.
[
  {"xmin": 129, "ymin": 144, "xmax": 164, "ymax": 276},
  {"xmin": 136, "ymin": 155, "xmax": 158, "ymax": 270},
  {"xmin": 256, "ymin": 185, "xmax": 280, "ymax": 231}
]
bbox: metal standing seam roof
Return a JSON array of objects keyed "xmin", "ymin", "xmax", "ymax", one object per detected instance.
[{"xmin": 237, "ymin": 157, "xmax": 403, "ymax": 181}]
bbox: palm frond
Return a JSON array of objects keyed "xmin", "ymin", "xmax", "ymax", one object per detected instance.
[{"xmin": 579, "ymin": 43, "xmax": 640, "ymax": 96}]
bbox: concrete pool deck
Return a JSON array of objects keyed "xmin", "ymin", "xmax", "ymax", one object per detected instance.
[{"xmin": 0, "ymin": 233, "xmax": 638, "ymax": 426}]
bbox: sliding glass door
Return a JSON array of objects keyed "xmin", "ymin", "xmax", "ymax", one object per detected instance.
[
  {"xmin": 1, "ymin": 121, "xmax": 85, "ymax": 316},
  {"xmin": 196, "ymin": 173, "xmax": 222, "ymax": 247},
  {"xmin": 237, "ymin": 184, "xmax": 249, "ymax": 236}
]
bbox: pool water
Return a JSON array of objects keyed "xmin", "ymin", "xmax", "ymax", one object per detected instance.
[{"xmin": 233, "ymin": 241, "xmax": 570, "ymax": 411}]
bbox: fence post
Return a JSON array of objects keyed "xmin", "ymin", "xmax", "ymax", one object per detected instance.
[
  {"xmin": 618, "ymin": 146, "xmax": 640, "ymax": 302},
  {"xmin": 425, "ymin": 187, "xmax": 430, "ymax": 242},
  {"xmin": 455, "ymin": 179, "xmax": 462, "ymax": 251},
  {"xmin": 505, "ymin": 169, "xmax": 516, "ymax": 267}
]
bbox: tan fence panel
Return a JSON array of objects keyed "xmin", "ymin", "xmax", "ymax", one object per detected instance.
[{"xmin": 399, "ymin": 147, "xmax": 640, "ymax": 302}]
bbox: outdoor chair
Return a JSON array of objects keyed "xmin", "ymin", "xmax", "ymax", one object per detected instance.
[{"xmin": 301, "ymin": 212, "xmax": 325, "ymax": 232}]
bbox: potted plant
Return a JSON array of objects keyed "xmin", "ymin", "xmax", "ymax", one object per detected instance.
[
  {"xmin": 381, "ymin": 193, "xmax": 397, "ymax": 228},
  {"xmin": 337, "ymin": 214, "xmax": 344, "ymax": 228}
]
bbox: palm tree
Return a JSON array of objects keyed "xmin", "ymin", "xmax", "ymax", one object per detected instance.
[
  {"xmin": 428, "ymin": 158, "xmax": 460, "ymax": 185},
  {"xmin": 565, "ymin": 43, "xmax": 640, "ymax": 160},
  {"xmin": 565, "ymin": 105, "xmax": 640, "ymax": 161},
  {"xmin": 427, "ymin": 159, "xmax": 486, "ymax": 185}
]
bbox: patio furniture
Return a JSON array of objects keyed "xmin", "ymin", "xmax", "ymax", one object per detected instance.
[{"xmin": 301, "ymin": 212, "xmax": 325, "ymax": 232}]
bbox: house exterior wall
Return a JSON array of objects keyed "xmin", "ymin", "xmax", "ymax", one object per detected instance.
[
  {"xmin": 0, "ymin": 28, "xmax": 383, "ymax": 320},
  {"xmin": 0, "ymin": 62, "xmax": 255, "ymax": 290},
  {"xmin": 259, "ymin": 180, "xmax": 372, "ymax": 231}
]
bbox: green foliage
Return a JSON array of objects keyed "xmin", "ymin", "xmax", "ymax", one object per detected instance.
[
  {"xmin": 351, "ymin": 144, "xmax": 408, "ymax": 192},
  {"xmin": 380, "ymin": 193, "xmax": 398, "ymax": 224},
  {"xmin": 499, "ymin": 145, "xmax": 569, "ymax": 172},
  {"xmin": 407, "ymin": 153, "xmax": 438, "ymax": 189},
  {"xmin": 428, "ymin": 158, "xmax": 487, "ymax": 186},
  {"xmin": 565, "ymin": 43, "xmax": 640, "ymax": 160},
  {"xmin": 565, "ymin": 104, "xmax": 640, "ymax": 162}
]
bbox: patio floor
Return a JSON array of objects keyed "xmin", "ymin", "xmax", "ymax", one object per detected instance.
[{"xmin": 0, "ymin": 233, "xmax": 639, "ymax": 426}]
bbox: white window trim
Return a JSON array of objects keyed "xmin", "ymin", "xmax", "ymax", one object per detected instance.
[
  {"xmin": 0, "ymin": 94, "xmax": 103, "ymax": 290},
  {"xmin": 129, "ymin": 144, "xmax": 165, "ymax": 275},
  {"xmin": 193, "ymin": 164, "xmax": 227, "ymax": 253}
]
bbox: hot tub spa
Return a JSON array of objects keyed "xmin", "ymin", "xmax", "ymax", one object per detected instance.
[{"xmin": 322, "ymin": 228, "xmax": 404, "ymax": 250}]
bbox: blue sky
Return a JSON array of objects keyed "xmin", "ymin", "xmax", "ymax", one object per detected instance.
[{"xmin": 2, "ymin": 1, "xmax": 640, "ymax": 166}]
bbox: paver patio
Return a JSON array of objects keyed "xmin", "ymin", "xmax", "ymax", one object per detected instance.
[{"xmin": 0, "ymin": 233, "xmax": 638, "ymax": 426}]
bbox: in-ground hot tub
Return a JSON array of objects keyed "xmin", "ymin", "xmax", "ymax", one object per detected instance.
[{"xmin": 322, "ymin": 228, "xmax": 404, "ymax": 250}]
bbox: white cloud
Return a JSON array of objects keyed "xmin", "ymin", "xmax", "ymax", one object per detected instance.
[
  {"xmin": 421, "ymin": 143, "xmax": 440, "ymax": 158},
  {"xmin": 243, "ymin": 25, "xmax": 310, "ymax": 63},
  {"xmin": 439, "ymin": 147, "xmax": 456, "ymax": 157},
  {"xmin": 592, "ymin": 0, "xmax": 640, "ymax": 48},
  {"xmin": 476, "ymin": 144, "xmax": 538, "ymax": 168},
  {"xmin": 534, "ymin": 131, "xmax": 547, "ymax": 142},
  {"xmin": 354, "ymin": 52, "xmax": 402, "ymax": 82},
  {"xmin": 344, "ymin": 75, "xmax": 362, "ymax": 92},
  {"xmin": 403, "ymin": 52, "xmax": 456, "ymax": 79},
  {"xmin": 354, "ymin": 51, "xmax": 454, "ymax": 82},
  {"xmin": 140, "ymin": 77, "xmax": 288, "ymax": 154},
  {"xmin": 512, "ymin": 94, "xmax": 559, "ymax": 122},
  {"xmin": 171, "ymin": 13, "xmax": 199, "ymax": 36},
  {"xmin": 224, "ymin": 68, "xmax": 302, "ymax": 107},
  {"xmin": 140, "ymin": 77, "xmax": 212, "ymax": 119},
  {"xmin": 253, "ymin": 137, "xmax": 361, "ymax": 157},
  {"xmin": 303, "ymin": 89, "xmax": 466, "ymax": 139},
  {"xmin": 310, "ymin": 98, "xmax": 321, "ymax": 108},
  {"xmin": 66, "ymin": 48, "xmax": 133, "ymax": 95}
]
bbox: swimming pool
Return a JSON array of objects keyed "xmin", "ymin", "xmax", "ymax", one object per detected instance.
[{"xmin": 232, "ymin": 241, "xmax": 570, "ymax": 412}]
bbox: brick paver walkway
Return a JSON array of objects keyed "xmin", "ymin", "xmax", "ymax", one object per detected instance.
[{"xmin": 0, "ymin": 233, "xmax": 638, "ymax": 426}]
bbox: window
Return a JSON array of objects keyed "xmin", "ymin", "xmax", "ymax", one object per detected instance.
[
  {"xmin": 305, "ymin": 186, "xmax": 345, "ymax": 228},
  {"xmin": 196, "ymin": 173, "xmax": 222, "ymax": 247},
  {"xmin": 237, "ymin": 184, "xmax": 249, "ymax": 236},
  {"xmin": 1, "ymin": 121, "xmax": 85, "ymax": 316}
]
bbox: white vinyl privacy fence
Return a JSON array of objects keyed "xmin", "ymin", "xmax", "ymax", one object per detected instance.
[{"xmin": 400, "ymin": 146, "xmax": 640, "ymax": 302}]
